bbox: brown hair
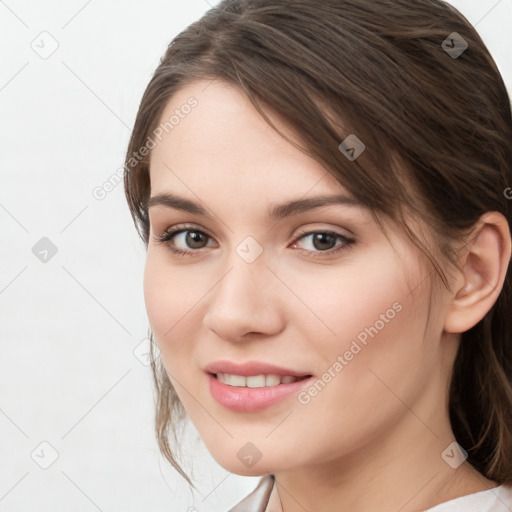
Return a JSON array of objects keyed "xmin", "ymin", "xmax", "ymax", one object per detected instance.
[{"xmin": 124, "ymin": 0, "xmax": 512, "ymax": 487}]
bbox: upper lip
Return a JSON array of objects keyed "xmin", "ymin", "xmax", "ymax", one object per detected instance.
[{"xmin": 204, "ymin": 360, "xmax": 312, "ymax": 377}]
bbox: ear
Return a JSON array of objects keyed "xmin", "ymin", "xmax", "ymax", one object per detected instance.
[{"xmin": 444, "ymin": 212, "xmax": 511, "ymax": 334}]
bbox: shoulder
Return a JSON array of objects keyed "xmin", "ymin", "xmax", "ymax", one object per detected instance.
[{"xmin": 227, "ymin": 475, "xmax": 275, "ymax": 512}]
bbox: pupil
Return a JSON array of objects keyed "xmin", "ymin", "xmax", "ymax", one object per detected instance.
[
  {"xmin": 313, "ymin": 233, "xmax": 335, "ymax": 250},
  {"xmin": 187, "ymin": 231, "xmax": 206, "ymax": 248}
]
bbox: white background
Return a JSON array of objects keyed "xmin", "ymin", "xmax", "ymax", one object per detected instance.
[{"xmin": 1, "ymin": 1, "xmax": 511, "ymax": 511}]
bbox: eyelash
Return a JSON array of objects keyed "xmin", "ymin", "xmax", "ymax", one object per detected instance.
[{"xmin": 154, "ymin": 224, "xmax": 356, "ymax": 259}]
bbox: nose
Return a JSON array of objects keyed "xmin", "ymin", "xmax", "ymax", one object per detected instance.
[{"xmin": 203, "ymin": 256, "xmax": 285, "ymax": 343}]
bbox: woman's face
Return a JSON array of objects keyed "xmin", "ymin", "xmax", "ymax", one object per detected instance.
[{"xmin": 144, "ymin": 79, "xmax": 455, "ymax": 476}]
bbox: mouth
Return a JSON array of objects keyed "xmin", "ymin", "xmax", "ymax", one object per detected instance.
[
  {"xmin": 206, "ymin": 367, "xmax": 315, "ymax": 412},
  {"xmin": 209, "ymin": 372, "xmax": 312, "ymax": 388}
]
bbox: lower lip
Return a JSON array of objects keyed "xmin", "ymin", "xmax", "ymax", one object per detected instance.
[{"xmin": 207, "ymin": 373, "xmax": 313, "ymax": 412}]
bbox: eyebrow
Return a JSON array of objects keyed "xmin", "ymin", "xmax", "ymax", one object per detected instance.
[{"xmin": 147, "ymin": 192, "xmax": 363, "ymax": 220}]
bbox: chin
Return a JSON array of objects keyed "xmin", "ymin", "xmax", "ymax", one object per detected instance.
[{"xmin": 210, "ymin": 451, "xmax": 277, "ymax": 476}]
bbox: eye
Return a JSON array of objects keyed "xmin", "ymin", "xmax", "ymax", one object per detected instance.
[
  {"xmin": 291, "ymin": 230, "xmax": 355, "ymax": 257},
  {"xmin": 154, "ymin": 225, "xmax": 355, "ymax": 259},
  {"xmin": 154, "ymin": 224, "xmax": 216, "ymax": 256}
]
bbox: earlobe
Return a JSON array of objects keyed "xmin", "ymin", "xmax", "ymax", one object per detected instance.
[{"xmin": 444, "ymin": 212, "xmax": 511, "ymax": 334}]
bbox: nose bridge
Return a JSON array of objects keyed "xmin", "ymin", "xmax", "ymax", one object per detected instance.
[
  {"xmin": 216, "ymin": 234, "xmax": 270, "ymax": 302},
  {"xmin": 203, "ymin": 242, "xmax": 283, "ymax": 340},
  {"xmin": 212, "ymin": 247, "xmax": 269, "ymax": 315}
]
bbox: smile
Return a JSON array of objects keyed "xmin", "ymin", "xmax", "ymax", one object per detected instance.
[
  {"xmin": 207, "ymin": 373, "xmax": 314, "ymax": 412},
  {"xmin": 215, "ymin": 373, "xmax": 309, "ymax": 387}
]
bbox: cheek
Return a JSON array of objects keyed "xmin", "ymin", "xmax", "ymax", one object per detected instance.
[
  {"xmin": 142, "ymin": 250, "xmax": 206, "ymax": 355},
  {"xmin": 276, "ymin": 248, "xmax": 425, "ymax": 360},
  {"xmin": 285, "ymin": 252, "xmax": 434, "ymax": 421},
  {"xmin": 293, "ymin": 269, "xmax": 434, "ymax": 452}
]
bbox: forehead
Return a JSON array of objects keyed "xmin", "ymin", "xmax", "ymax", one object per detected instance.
[{"xmin": 148, "ymin": 79, "xmax": 349, "ymax": 201}]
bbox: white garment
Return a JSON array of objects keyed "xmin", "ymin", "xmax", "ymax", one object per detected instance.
[
  {"xmin": 228, "ymin": 475, "xmax": 512, "ymax": 512},
  {"xmin": 421, "ymin": 483, "xmax": 512, "ymax": 512}
]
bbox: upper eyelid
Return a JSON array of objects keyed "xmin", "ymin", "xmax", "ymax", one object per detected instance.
[
  {"xmin": 156, "ymin": 223, "xmax": 215, "ymax": 240},
  {"xmin": 156, "ymin": 222, "xmax": 351, "ymax": 236},
  {"xmin": 148, "ymin": 207, "xmax": 365, "ymax": 231}
]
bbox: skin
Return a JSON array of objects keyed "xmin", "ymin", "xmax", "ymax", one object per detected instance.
[{"xmin": 144, "ymin": 79, "xmax": 510, "ymax": 511}]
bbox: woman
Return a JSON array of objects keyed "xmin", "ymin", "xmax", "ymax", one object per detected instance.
[{"xmin": 123, "ymin": 0, "xmax": 512, "ymax": 510}]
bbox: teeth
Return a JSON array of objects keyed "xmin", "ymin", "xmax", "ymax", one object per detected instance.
[
  {"xmin": 216, "ymin": 373, "xmax": 300, "ymax": 387},
  {"xmin": 265, "ymin": 375, "xmax": 281, "ymax": 386}
]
